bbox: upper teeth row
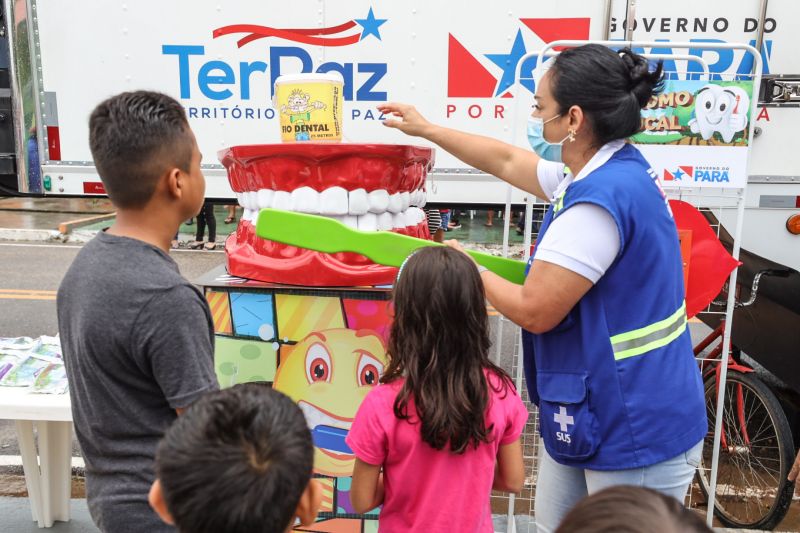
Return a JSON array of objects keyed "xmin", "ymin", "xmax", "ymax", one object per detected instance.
[{"xmin": 236, "ymin": 187, "xmax": 426, "ymax": 216}]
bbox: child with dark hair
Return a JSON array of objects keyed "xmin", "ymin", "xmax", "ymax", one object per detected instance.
[
  {"xmin": 347, "ymin": 246, "xmax": 528, "ymax": 531},
  {"xmin": 57, "ymin": 91, "xmax": 218, "ymax": 532},
  {"xmin": 148, "ymin": 384, "xmax": 322, "ymax": 533},
  {"xmin": 555, "ymin": 485, "xmax": 712, "ymax": 533}
]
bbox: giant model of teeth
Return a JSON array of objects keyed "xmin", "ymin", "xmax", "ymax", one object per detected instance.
[{"xmin": 220, "ymin": 143, "xmax": 434, "ymax": 286}]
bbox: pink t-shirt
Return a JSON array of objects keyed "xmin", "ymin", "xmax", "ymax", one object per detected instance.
[{"xmin": 345, "ymin": 370, "xmax": 529, "ymax": 533}]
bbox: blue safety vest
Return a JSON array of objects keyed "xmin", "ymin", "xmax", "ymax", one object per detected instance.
[{"xmin": 522, "ymin": 143, "xmax": 706, "ymax": 470}]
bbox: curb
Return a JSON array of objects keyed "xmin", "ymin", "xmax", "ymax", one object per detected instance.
[
  {"xmin": 0, "ymin": 228, "xmax": 62, "ymax": 242},
  {"xmin": 0, "ymin": 228, "xmax": 205, "ymax": 245},
  {"xmin": 58, "ymin": 212, "xmax": 116, "ymax": 235}
]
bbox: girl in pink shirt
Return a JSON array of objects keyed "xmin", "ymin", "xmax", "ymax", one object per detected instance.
[{"xmin": 346, "ymin": 247, "xmax": 528, "ymax": 532}]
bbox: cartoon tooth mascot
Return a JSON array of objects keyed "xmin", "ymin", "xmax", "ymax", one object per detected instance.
[
  {"xmin": 273, "ymin": 328, "xmax": 386, "ymax": 527},
  {"xmin": 280, "ymin": 89, "xmax": 327, "ymax": 141},
  {"xmin": 689, "ymin": 84, "xmax": 750, "ymax": 143}
]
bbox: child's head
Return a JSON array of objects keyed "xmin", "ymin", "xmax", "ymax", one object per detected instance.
[
  {"xmin": 383, "ymin": 246, "xmax": 511, "ymax": 453},
  {"xmin": 89, "ymin": 91, "xmax": 204, "ymax": 219},
  {"xmin": 148, "ymin": 384, "xmax": 322, "ymax": 533},
  {"xmin": 555, "ymin": 485, "xmax": 713, "ymax": 533}
]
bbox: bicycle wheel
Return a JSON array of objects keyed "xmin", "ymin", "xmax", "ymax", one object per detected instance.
[{"xmin": 696, "ymin": 370, "xmax": 795, "ymax": 530}]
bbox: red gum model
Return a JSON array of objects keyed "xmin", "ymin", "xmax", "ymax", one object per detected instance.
[{"xmin": 220, "ymin": 143, "xmax": 435, "ymax": 286}]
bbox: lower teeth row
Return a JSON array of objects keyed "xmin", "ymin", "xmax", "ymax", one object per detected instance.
[{"xmin": 240, "ymin": 207, "xmax": 427, "ymax": 231}]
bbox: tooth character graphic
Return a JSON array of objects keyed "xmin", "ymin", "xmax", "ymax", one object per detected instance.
[
  {"xmin": 689, "ymin": 84, "xmax": 750, "ymax": 143},
  {"xmin": 280, "ymin": 88, "xmax": 327, "ymax": 141},
  {"xmin": 273, "ymin": 328, "xmax": 386, "ymax": 477}
]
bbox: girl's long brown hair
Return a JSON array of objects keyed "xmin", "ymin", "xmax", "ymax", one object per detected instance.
[{"xmin": 381, "ymin": 246, "xmax": 513, "ymax": 454}]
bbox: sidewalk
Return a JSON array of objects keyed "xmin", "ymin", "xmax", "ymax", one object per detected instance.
[
  {"xmin": 0, "ymin": 496, "xmax": 782, "ymax": 533},
  {"xmin": 0, "ymin": 497, "xmax": 98, "ymax": 532},
  {"xmin": 0, "ymin": 198, "xmax": 239, "ymax": 245},
  {"xmin": 0, "ymin": 198, "xmax": 531, "ymax": 247}
]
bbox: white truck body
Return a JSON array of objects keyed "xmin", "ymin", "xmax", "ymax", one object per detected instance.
[{"xmin": 4, "ymin": 0, "xmax": 799, "ymax": 268}]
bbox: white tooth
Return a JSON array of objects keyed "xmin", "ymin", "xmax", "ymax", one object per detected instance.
[
  {"xmin": 241, "ymin": 191, "xmax": 252, "ymax": 210},
  {"xmin": 377, "ymin": 212, "xmax": 393, "ymax": 230},
  {"xmin": 367, "ymin": 189, "xmax": 390, "ymax": 214},
  {"xmin": 357, "ymin": 212, "xmax": 378, "ymax": 231},
  {"xmin": 291, "ymin": 186, "xmax": 320, "ymax": 214},
  {"xmin": 403, "ymin": 209, "xmax": 417, "ymax": 227},
  {"xmin": 392, "ymin": 212, "xmax": 406, "ymax": 229},
  {"xmin": 387, "ymin": 192, "xmax": 403, "ymax": 214},
  {"xmin": 418, "ymin": 190, "xmax": 427, "ymax": 208},
  {"xmin": 257, "ymin": 189, "xmax": 274, "ymax": 209},
  {"xmin": 400, "ymin": 191, "xmax": 411, "ymax": 211},
  {"xmin": 236, "ymin": 192, "xmax": 245, "ymax": 208},
  {"xmin": 348, "ymin": 188, "xmax": 369, "ymax": 215},
  {"xmin": 319, "ymin": 187, "xmax": 349, "ymax": 215},
  {"xmin": 272, "ymin": 191, "xmax": 292, "ymax": 211},
  {"xmin": 341, "ymin": 214, "xmax": 359, "ymax": 229},
  {"xmin": 407, "ymin": 207, "xmax": 425, "ymax": 225},
  {"xmin": 243, "ymin": 209, "xmax": 255, "ymax": 222}
]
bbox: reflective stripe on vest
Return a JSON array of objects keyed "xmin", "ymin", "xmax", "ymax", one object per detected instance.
[
  {"xmin": 553, "ymin": 191, "xmax": 566, "ymax": 214},
  {"xmin": 610, "ymin": 302, "xmax": 687, "ymax": 361}
]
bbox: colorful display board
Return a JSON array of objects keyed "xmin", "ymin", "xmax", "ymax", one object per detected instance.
[{"xmin": 199, "ymin": 266, "xmax": 392, "ymax": 533}]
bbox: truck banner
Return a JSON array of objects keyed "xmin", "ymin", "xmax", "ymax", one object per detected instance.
[{"xmin": 631, "ymin": 79, "xmax": 755, "ymax": 189}]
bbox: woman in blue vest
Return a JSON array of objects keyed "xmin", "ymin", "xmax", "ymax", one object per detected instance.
[{"xmin": 378, "ymin": 44, "xmax": 706, "ymax": 531}]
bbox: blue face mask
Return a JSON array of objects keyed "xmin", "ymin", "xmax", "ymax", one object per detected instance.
[{"xmin": 527, "ymin": 115, "xmax": 569, "ymax": 163}]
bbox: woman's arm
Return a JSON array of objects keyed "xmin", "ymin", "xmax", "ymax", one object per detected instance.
[
  {"xmin": 483, "ymin": 260, "xmax": 593, "ymax": 334},
  {"xmin": 445, "ymin": 239, "xmax": 593, "ymax": 333},
  {"xmin": 493, "ymin": 439, "xmax": 525, "ymax": 493},
  {"xmin": 350, "ymin": 458, "xmax": 385, "ymax": 514},
  {"xmin": 378, "ymin": 103, "xmax": 550, "ymax": 201},
  {"xmin": 789, "ymin": 447, "xmax": 800, "ymax": 486}
]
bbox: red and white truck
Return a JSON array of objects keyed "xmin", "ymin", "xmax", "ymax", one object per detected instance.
[
  {"xmin": 0, "ymin": 0, "xmax": 797, "ymax": 268},
  {"xmin": 1, "ymin": 1, "xmax": 798, "ymax": 529}
]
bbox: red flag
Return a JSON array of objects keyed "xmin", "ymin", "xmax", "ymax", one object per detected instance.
[{"xmin": 670, "ymin": 200, "xmax": 741, "ymax": 318}]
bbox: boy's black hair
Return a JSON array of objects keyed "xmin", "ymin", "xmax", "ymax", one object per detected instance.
[
  {"xmin": 555, "ymin": 485, "xmax": 713, "ymax": 533},
  {"xmin": 155, "ymin": 384, "xmax": 314, "ymax": 533},
  {"xmin": 88, "ymin": 90, "xmax": 194, "ymax": 208}
]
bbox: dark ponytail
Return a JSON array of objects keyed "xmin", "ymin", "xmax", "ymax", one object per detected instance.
[
  {"xmin": 382, "ymin": 247, "xmax": 514, "ymax": 454},
  {"xmin": 549, "ymin": 44, "xmax": 664, "ymax": 146}
]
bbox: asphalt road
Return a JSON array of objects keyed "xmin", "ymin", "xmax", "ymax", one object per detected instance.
[
  {"xmin": 0, "ymin": 242, "xmax": 228, "ymax": 463},
  {"xmin": 6, "ymin": 241, "xmax": 799, "ymax": 532},
  {"xmin": 0, "ymin": 240, "xmax": 522, "ymax": 465}
]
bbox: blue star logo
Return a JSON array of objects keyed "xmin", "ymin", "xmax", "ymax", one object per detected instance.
[
  {"xmin": 485, "ymin": 30, "xmax": 527, "ymax": 97},
  {"xmin": 673, "ymin": 168, "xmax": 685, "ymax": 181},
  {"xmin": 355, "ymin": 7, "xmax": 387, "ymax": 41}
]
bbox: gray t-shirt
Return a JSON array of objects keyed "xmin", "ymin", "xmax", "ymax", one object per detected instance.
[{"xmin": 57, "ymin": 231, "xmax": 218, "ymax": 532}]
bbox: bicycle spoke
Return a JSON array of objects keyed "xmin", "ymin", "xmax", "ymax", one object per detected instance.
[{"xmin": 703, "ymin": 374, "xmax": 792, "ymax": 528}]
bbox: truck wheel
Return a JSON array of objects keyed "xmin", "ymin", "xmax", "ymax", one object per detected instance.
[{"xmin": 696, "ymin": 370, "xmax": 795, "ymax": 530}]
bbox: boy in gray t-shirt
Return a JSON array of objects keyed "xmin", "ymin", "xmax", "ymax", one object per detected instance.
[{"xmin": 57, "ymin": 91, "xmax": 218, "ymax": 532}]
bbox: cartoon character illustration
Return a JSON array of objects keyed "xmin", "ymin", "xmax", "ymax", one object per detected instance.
[
  {"xmin": 273, "ymin": 328, "xmax": 387, "ymax": 477},
  {"xmin": 281, "ymin": 89, "xmax": 327, "ymax": 140},
  {"xmin": 688, "ymin": 84, "xmax": 750, "ymax": 143}
]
